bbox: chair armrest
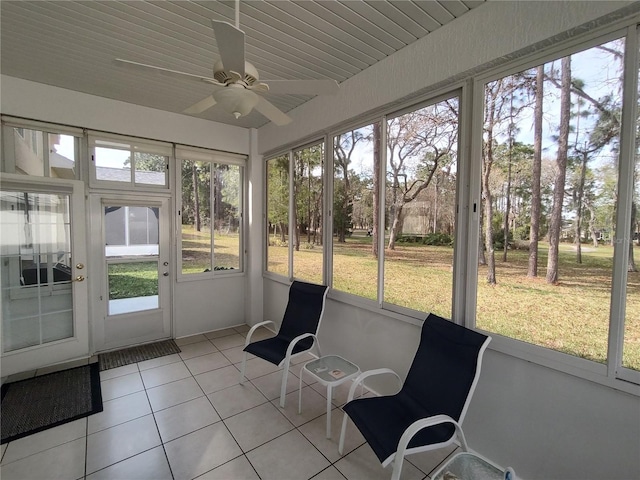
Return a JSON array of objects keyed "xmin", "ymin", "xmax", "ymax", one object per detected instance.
[
  {"xmin": 346, "ymin": 368, "xmax": 402, "ymax": 404},
  {"xmin": 397, "ymin": 414, "xmax": 466, "ymax": 458},
  {"xmin": 284, "ymin": 332, "xmax": 317, "ymax": 359},
  {"xmin": 244, "ymin": 320, "xmax": 276, "ymax": 347}
]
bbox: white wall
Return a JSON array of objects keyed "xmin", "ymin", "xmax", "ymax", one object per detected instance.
[
  {"xmin": 260, "ymin": 2, "xmax": 640, "ymax": 479},
  {"xmin": 1, "ymin": 75, "xmax": 253, "ymax": 343},
  {"xmin": 1, "ymin": 75, "xmax": 250, "ymax": 154}
]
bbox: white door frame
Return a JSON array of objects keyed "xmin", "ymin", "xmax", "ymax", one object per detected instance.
[
  {"xmin": 89, "ymin": 193, "xmax": 172, "ymax": 352},
  {"xmin": 0, "ymin": 173, "xmax": 89, "ymax": 376}
]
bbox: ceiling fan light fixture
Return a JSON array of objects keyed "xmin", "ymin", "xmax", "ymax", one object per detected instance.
[{"xmin": 213, "ymin": 87, "xmax": 259, "ymax": 119}]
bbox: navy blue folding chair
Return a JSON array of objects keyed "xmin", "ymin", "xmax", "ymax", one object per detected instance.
[
  {"xmin": 240, "ymin": 281, "xmax": 329, "ymax": 407},
  {"xmin": 339, "ymin": 313, "xmax": 491, "ymax": 480}
]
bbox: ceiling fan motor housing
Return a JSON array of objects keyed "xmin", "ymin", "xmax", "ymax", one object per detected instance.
[{"xmin": 213, "ymin": 60, "xmax": 259, "ymax": 86}]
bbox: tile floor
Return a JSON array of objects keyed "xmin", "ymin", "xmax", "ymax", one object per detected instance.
[{"xmin": 0, "ymin": 325, "xmax": 459, "ymax": 480}]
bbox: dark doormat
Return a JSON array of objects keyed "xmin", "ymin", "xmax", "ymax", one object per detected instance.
[
  {"xmin": 1, "ymin": 363, "xmax": 103, "ymax": 444},
  {"xmin": 99, "ymin": 339, "xmax": 181, "ymax": 371}
]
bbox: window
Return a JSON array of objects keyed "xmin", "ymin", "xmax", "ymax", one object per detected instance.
[
  {"xmin": 266, "ymin": 154, "xmax": 290, "ymax": 277},
  {"xmin": 292, "ymin": 142, "xmax": 324, "ymax": 284},
  {"xmin": 332, "ymin": 123, "xmax": 380, "ymax": 300},
  {"xmin": 384, "ymin": 97, "xmax": 459, "ymax": 316},
  {"xmin": 474, "ymin": 37, "xmax": 637, "ymax": 369},
  {"xmin": 89, "ymin": 135, "xmax": 170, "ymax": 188},
  {"xmin": 2, "ymin": 122, "xmax": 79, "ymax": 179},
  {"xmin": 177, "ymin": 147, "xmax": 244, "ymax": 277}
]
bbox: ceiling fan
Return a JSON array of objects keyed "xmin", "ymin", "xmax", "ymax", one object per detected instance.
[{"xmin": 115, "ymin": 0, "xmax": 339, "ymax": 126}]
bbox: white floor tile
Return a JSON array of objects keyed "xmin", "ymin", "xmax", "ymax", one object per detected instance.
[
  {"xmin": 247, "ymin": 327, "xmax": 277, "ymax": 342},
  {"xmin": 175, "ymin": 334, "xmax": 208, "ymax": 346},
  {"xmin": 100, "ymin": 371, "xmax": 144, "ymax": 401},
  {"xmin": 211, "ymin": 333, "xmax": 246, "ymax": 351},
  {"xmin": 240, "ymin": 357, "xmax": 282, "ymax": 380},
  {"xmin": 278, "ymin": 385, "xmax": 328, "ymax": 427},
  {"xmin": 310, "ymin": 380, "xmax": 356, "ymax": 408},
  {"xmin": 2, "ymin": 418, "xmax": 87, "ymax": 465},
  {"xmin": 184, "ymin": 351, "xmax": 231, "ymax": 376},
  {"xmin": 247, "ymin": 429, "xmax": 330, "ymax": 480},
  {"xmin": 194, "ymin": 455, "xmax": 259, "ymax": 480},
  {"xmin": 195, "ymin": 365, "xmax": 241, "ymax": 394},
  {"xmin": 220, "ymin": 345, "xmax": 254, "ymax": 364},
  {"xmin": 146, "ymin": 376, "xmax": 204, "ymax": 412},
  {"xmin": 164, "ymin": 422, "xmax": 242, "ymax": 480},
  {"xmin": 86, "ymin": 446, "xmax": 172, "ymax": 480},
  {"xmin": 154, "ymin": 396, "xmax": 221, "ymax": 443},
  {"xmin": 178, "ymin": 340, "xmax": 218, "ymax": 360},
  {"xmin": 204, "ymin": 327, "xmax": 238, "ymax": 339},
  {"xmin": 298, "ymin": 411, "xmax": 366, "ymax": 463},
  {"xmin": 233, "ymin": 324, "xmax": 251, "ymax": 334},
  {"xmin": 207, "ymin": 382, "xmax": 269, "ymax": 419},
  {"xmin": 99, "ymin": 363, "xmax": 139, "ymax": 381},
  {"xmin": 86, "ymin": 414, "xmax": 161, "ymax": 474},
  {"xmin": 250, "ymin": 369, "xmax": 300, "ymax": 401},
  {"xmin": 137, "ymin": 353, "xmax": 182, "ymax": 371},
  {"xmin": 334, "ymin": 444, "xmax": 424, "ymax": 480},
  {"xmin": 140, "ymin": 361, "xmax": 191, "ymax": 389},
  {"xmin": 1, "ymin": 444, "xmax": 6, "ymax": 463},
  {"xmin": 88, "ymin": 390, "xmax": 151, "ymax": 434},
  {"xmin": 0, "ymin": 437, "xmax": 85, "ymax": 480},
  {"xmin": 311, "ymin": 466, "xmax": 348, "ymax": 480},
  {"xmin": 224, "ymin": 402, "xmax": 294, "ymax": 452}
]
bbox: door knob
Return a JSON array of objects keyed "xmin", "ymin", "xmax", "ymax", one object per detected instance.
[
  {"xmin": 163, "ymin": 272, "xmax": 169, "ymax": 276},
  {"xmin": 74, "ymin": 275, "xmax": 85, "ymax": 282},
  {"xmin": 76, "ymin": 263, "xmax": 84, "ymax": 269}
]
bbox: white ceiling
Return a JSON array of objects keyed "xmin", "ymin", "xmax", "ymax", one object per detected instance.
[{"xmin": 1, "ymin": 0, "xmax": 485, "ymax": 129}]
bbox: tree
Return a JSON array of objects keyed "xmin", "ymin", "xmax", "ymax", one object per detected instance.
[
  {"xmin": 546, "ymin": 56, "xmax": 572, "ymax": 284},
  {"xmin": 528, "ymin": 65, "xmax": 545, "ymax": 277},
  {"xmin": 386, "ymin": 99, "xmax": 458, "ymax": 250},
  {"xmin": 334, "ymin": 129, "xmax": 367, "ymax": 242},
  {"xmin": 267, "ymin": 156, "xmax": 289, "ymax": 243}
]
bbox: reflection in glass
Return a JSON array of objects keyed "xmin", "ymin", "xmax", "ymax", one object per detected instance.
[{"xmin": 0, "ymin": 190, "xmax": 73, "ymax": 352}]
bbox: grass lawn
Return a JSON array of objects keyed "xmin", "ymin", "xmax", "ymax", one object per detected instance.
[{"xmin": 268, "ymin": 233, "xmax": 640, "ymax": 370}]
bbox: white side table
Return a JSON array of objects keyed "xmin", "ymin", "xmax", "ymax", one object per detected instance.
[
  {"xmin": 298, "ymin": 355, "xmax": 360, "ymax": 438},
  {"xmin": 431, "ymin": 452, "xmax": 513, "ymax": 480}
]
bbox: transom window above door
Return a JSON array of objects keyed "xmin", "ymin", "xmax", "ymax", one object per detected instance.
[{"xmin": 89, "ymin": 134, "xmax": 171, "ymax": 189}]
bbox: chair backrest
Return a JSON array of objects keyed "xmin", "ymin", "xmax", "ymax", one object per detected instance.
[
  {"xmin": 278, "ymin": 281, "xmax": 329, "ymax": 342},
  {"xmin": 401, "ymin": 313, "xmax": 490, "ymax": 424}
]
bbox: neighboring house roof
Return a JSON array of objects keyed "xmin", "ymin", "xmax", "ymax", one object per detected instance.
[{"xmin": 96, "ymin": 166, "xmax": 166, "ymax": 185}]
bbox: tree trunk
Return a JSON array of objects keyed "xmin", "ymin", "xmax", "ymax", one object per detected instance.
[
  {"xmin": 574, "ymin": 150, "xmax": 588, "ymax": 264},
  {"xmin": 192, "ymin": 164, "xmax": 201, "ymax": 232},
  {"xmin": 388, "ymin": 205, "xmax": 403, "ymax": 250},
  {"xmin": 372, "ymin": 122, "xmax": 380, "ymax": 259},
  {"xmin": 528, "ymin": 65, "xmax": 544, "ymax": 278},
  {"xmin": 503, "ymin": 151, "xmax": 512, "ymax": 262},
  {"xmin": 546, "ymin": 57, "xmax": 571, "ymax": 284}
]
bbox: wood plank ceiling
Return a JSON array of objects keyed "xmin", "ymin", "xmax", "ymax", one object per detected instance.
[{"xmin": 1, "ymin": 0, "xmax": 485, "ymax": 128}]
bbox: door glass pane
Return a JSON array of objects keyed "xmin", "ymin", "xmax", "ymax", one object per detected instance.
[
  {"xmin": 292, "ymin": 143, "xmax": 324, "ymax": 284},
  {"xmin": 107, "ymin": 261, "xmax": 159, "ymax": 315},
  {"xmin": 105, "ymin": 205, "xmax": 159, "ymax": 315},
  {"xmin": 0, "ymin": 190, "xmax": 73, "ymax": 352},
  {"xmin": 266, "ymin": 155, "xmax": 290, "ymax": 276},
  {"xmin": 332, "ymin": 123, "xmax": 380, "ymax": 300},
  {"xmin": 384, "ymin": 97, "xmax": 459, "ymax": 316}
]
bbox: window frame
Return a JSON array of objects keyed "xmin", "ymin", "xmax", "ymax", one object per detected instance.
[{"xmin": 175, "ymin": 145, "xmax": 246, "ymax": 281}]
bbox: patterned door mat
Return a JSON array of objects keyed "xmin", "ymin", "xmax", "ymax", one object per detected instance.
[
  {"xmin": 1, "ymin": 363, "xmax": 103, "ymax": 444},
  {"xmin": 99, "ymin": 339, "xmax": 181, "ymax": 371}
]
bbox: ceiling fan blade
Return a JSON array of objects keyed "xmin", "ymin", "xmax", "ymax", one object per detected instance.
[
  {"xmin": 211, "ymin": 19, "xmax": 245, "ymax": 78},
  {"xmin": 263, "ymin": 79, "xmax": 339, "ymax": 95},
  {"xmin": 183, "ymin": 95, "xmax": 217, "ymax": 115},
  {"xmin": 253, "ymin": 96, "xmax": 292, "ymax": 126},
  {"xmin": 114, "ymin": 59, "xmax": 223, "ymax": 86}
]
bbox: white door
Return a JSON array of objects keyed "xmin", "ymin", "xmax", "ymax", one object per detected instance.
[
  {"xmin": 0, "ymin": 174, "xmax": 89, "ymax": 376},
  {"xmin": 91, "ymin": 196, "xmax": 171, "ymax": 352}
]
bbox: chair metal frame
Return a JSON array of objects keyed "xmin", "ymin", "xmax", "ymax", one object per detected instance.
[
  {"xmin": 239, "ymin": 281, "xmax": 329, "ymax": 408},
  {"xmin": 338, "ymin": 315, "xmax": 491, "ymax": 480}
]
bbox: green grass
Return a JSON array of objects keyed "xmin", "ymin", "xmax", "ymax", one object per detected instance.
[
  {"xmin": 108, "ymin": 262, "xmax": 158, "ymax": 300},
  {"xmin": 268, "ymin": 233, "xmax": 640, "ymax": 370},
  {"xmin": 181, "ymin": 226, "xmax": 240, "ymax": 274}
]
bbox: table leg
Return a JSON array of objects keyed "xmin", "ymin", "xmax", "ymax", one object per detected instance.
[{"xmin": 326, "ymin": 384, "xmax": 332, "ymax": 438}]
